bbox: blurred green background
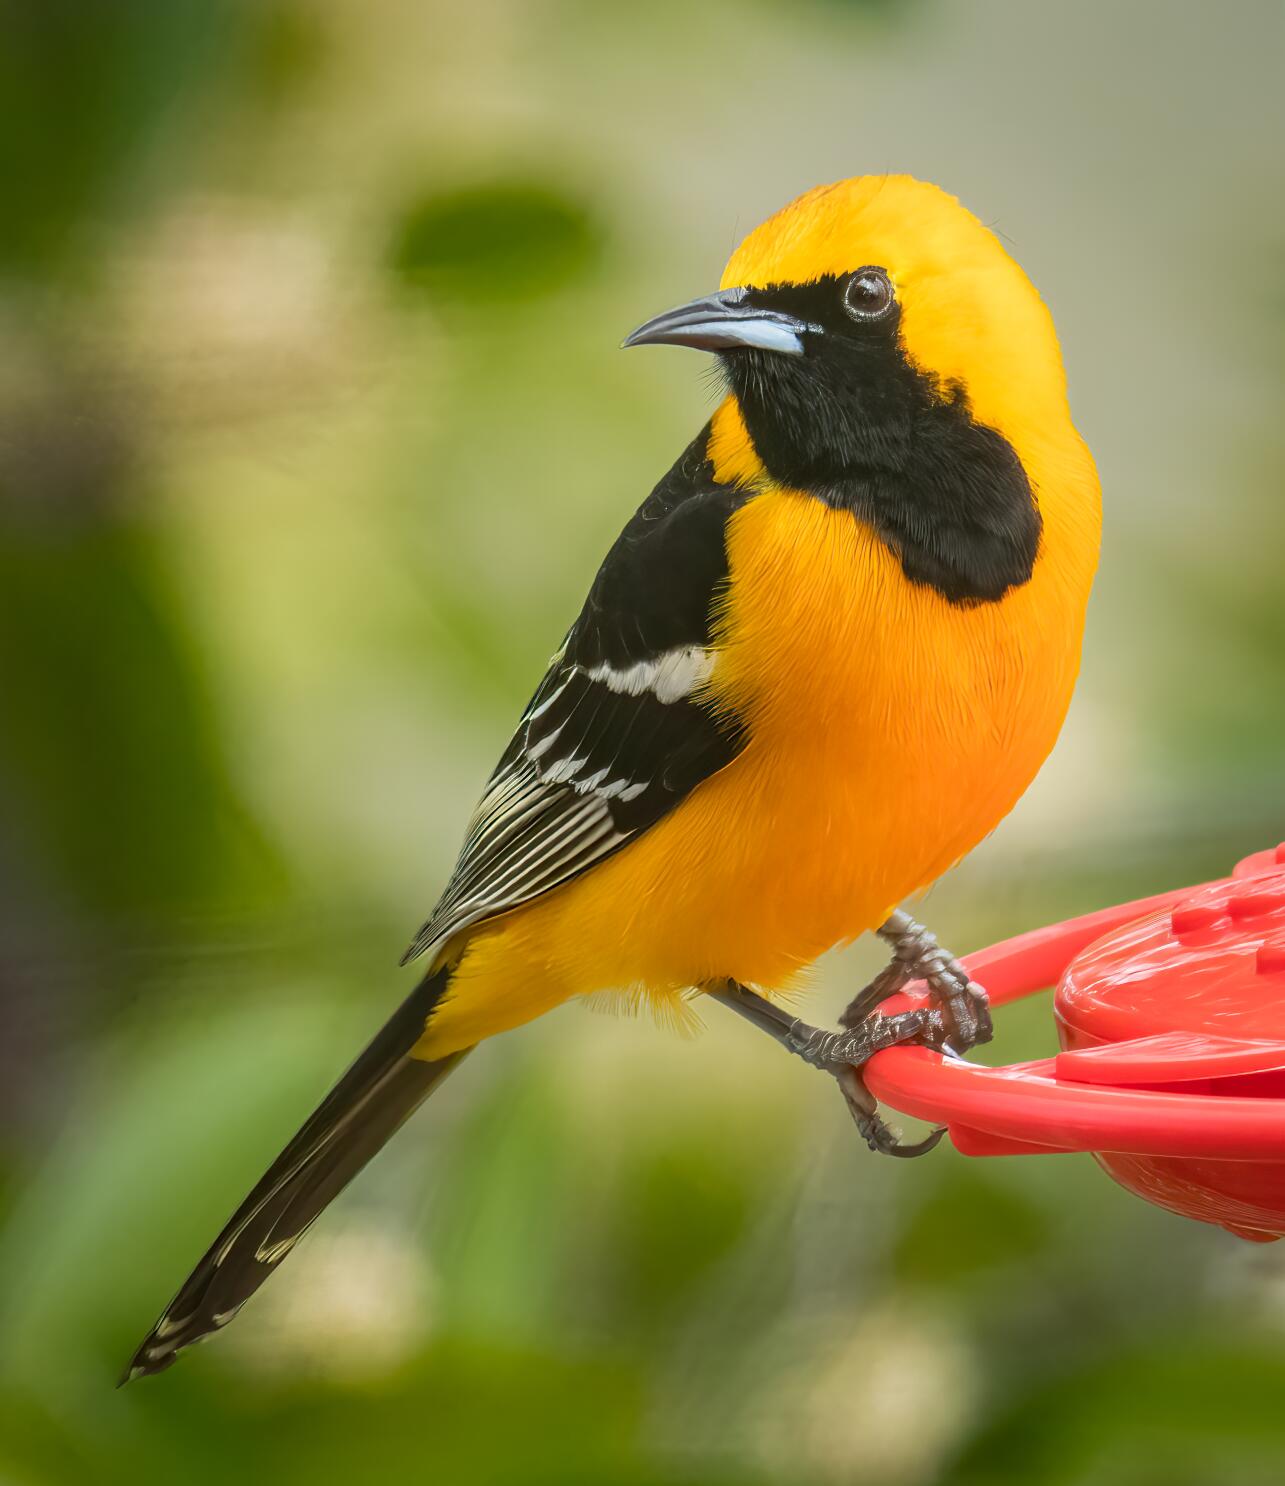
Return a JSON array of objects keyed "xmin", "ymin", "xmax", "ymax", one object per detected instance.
[{"xmin": 1, "ymin": 1, "xmax": 1283, "ymax": 1482}]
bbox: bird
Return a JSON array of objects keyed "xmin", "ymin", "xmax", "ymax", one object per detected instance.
[{"xmin": 125, "ymin": 174, "xmax": 1101, "ymax": 1380}]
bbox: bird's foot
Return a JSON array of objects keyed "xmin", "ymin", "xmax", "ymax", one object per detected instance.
[
  {"xmin": 839, "ymin": 909, "xmax": 993, "ymax": 1057},
  {"xmin": 784, "ymin": 1004, "xmax": 950, "ymax": 1157},
  {"xmin": 708, "ymin": 981, "xmax": 948, "ymax": 1158}
]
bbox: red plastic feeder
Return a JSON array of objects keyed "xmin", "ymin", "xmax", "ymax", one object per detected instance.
[{"xmin": 865, "ymin": 844, "xmax": 1285, "ymax": 1242}]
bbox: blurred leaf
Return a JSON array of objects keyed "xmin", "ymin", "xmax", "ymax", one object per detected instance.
[
  {"xmin": 388, "ymin": 180, "xmax": 604, "ymax": 304},
  {"xmin": 2, "ymin": 1339, "xmax": 645, "ymax": 1486},
  {"xmin": 0, "ymin": 988, "xmax": 345, "ymax": 1387},
  {"xmin": 428, "ymin": 1061, "xmax": 577, "ymax": 1340},
  {"xmin": 891, "ymin": 1166, "xmax": 1051, "ymax": 1291},
  {"xmin": 608, "ymin": 1143, "xmax": 762, "ymax": 1332},
  {"xmin": 0, "ymin": 0, "xmax": 242, "ymax": 274},
  {"xmin": 240, "ymin": 3, "xmax": 327, "ymax": 107},
  {"xmin": 948, "ymin": 1342, "xmax": 1285, "ymax": 1486},
  {"xmin": 0, "ymin": 510, "xmax": 280, "ymax": 918}
]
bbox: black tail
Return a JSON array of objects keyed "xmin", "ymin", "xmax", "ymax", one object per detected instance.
[{"xmin": 123, "ymin": 967, "xmax": 467, "ymax": 1381}]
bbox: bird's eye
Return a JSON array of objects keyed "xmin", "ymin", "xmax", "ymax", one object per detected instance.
[{"xmin": 842, "ymin": 267, "xmax": 894, "ymax": 321}]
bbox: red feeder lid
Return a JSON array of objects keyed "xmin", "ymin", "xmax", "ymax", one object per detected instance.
[
  {"xmin": 864, "ymin": 845, "xmax": 1285, "ymax": 1242},
  {"xmin": 1057, "ymin": 872, "xmax": 1285, "ymax": 1072}
]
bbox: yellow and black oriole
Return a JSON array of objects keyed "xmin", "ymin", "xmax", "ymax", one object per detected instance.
[{"xmin": 127, "ymin": 175, "xmax": 1100, "ymax": 1378}]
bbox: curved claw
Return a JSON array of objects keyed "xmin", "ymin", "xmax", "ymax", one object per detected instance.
[
  {"xmin": 876, "ymin": 1123, "xmax": 948, "ymax": 1159},
  {"xmin": 855, "ymin": 1104, "xmax": 947, "ymax": 1158},
  {"xmin": 836, "ymin": 1066, "xmax": 947, "ymax": 1159}
]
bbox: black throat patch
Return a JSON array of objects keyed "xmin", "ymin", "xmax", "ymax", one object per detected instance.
[{"xmin": 720, "ymin": 276, "xmax": 1042, "ymax": 605}]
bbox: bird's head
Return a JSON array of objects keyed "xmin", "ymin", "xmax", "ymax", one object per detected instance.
[{"xmin": 624, "ymin": 175, "xmax": 1093, "ymax": 604}]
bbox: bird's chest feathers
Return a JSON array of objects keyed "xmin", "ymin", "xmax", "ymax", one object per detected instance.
[{"xmin": 714, "ymin": 491, "xmax": 1074, "ymax": 809}]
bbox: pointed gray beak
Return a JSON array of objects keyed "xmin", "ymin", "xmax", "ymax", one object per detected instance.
[{"xmin": 622, "ymin": 287, "xmax": 814, "ymax": 356}]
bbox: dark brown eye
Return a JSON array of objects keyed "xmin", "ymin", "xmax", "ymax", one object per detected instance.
[{"xmin": 842, "ymin": 267, "xmax": 894, "ymax": 321}]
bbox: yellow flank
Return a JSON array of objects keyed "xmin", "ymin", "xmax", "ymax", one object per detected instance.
[{"xmin": 416, "ymin": 175, "xmax": 1102, "ymax": 1062}]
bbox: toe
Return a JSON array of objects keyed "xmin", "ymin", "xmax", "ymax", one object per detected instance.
[{"xmin": 835, "ymin": 1066, "xmax": 947, "ymax": 1159}]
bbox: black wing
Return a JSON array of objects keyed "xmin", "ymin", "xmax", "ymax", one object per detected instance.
[{"xmin": 402, "ymin": 428, "xmax": 750, "ymax": 965}]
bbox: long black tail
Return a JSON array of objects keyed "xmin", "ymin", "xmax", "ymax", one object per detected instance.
[{"xmin": 123, "ymin": 967, "xmax": 467, "ymax": 1381}]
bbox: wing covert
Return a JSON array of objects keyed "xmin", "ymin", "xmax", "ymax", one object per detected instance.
[{"xmin": 402, "ymin": 428, "xmax": 751, "ymax": 965}]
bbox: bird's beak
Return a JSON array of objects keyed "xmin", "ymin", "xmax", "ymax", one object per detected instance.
[{"xmin": 622, "ymin": 287, "xmax": 812, "ymax": 356}]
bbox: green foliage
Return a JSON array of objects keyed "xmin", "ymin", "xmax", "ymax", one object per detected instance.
[
  {"xmin": 3, "ymin": 1343, "xmax": 643, "ymax": 1486},
  {"xmin": 949, "ymin": 1345, "xmax": 1285, "ymax": 1486},
  {"xmin": 388, "ymin": 181, "xmax": 604, "ymax": 305},
  {"xmin": 0, "ymin": 0, "xmax": 235, "ymax": 272},
  {"xmin": 0, "ymin": 511, "xmax": 277, "ymax": 916},
  {"xmin": 891, "ymin": 1166, "xmax": 1050, "ymax": 1291},
  {"xmin": 609, "ymin": 1142, "xmax": 762, "ymax": 1329}
]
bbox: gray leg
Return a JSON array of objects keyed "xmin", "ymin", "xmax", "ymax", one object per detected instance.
[
  {"xmin": 840, "ymin": 910, "xmax": 993, "ymax": 1054},
  {"xmin": 708, "ymin": 981, "xmax": 946, "ymax": 1158}
]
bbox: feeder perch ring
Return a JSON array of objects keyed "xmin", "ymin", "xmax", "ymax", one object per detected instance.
[{"xmin": 864, "ymin": 845, "xmax": 1285, "ymax": 1241}]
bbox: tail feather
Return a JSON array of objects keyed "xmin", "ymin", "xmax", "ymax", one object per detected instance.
[{"xmin": 123, "ymin": 967, "xmax": 466, "ymax": 1381}]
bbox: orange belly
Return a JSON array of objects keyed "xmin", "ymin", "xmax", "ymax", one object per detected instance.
[{"xmin": 419, "ymin": 484, "xmax": 1097, "ymax": 1059}]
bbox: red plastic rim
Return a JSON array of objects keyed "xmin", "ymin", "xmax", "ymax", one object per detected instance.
[{"xmin": 863, "ymin": 872, "xmax": 1285, "ymax": 1162}]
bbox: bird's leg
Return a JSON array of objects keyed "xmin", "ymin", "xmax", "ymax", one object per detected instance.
[
  {"xmin": 839, "ymin": 910, "xmax": 993, "ymax": 1055},
  {"xmin": 708, "ymin": 981, "xmax": 946, "ymax": 1158}
]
